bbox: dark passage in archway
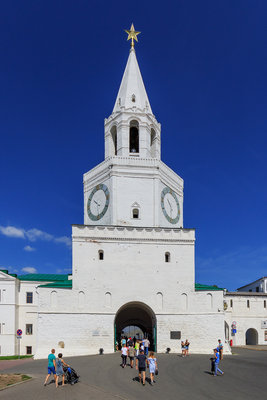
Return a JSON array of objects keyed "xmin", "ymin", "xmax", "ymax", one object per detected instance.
[
  {"xmin": 246, "ymin": 328, "xmax": 258, "ymax": 345},
  {"xmin": 114, "ymin": 302, "xmax": 157, "ymax": 351}
]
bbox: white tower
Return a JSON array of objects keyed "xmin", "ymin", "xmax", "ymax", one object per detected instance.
[{"xmin": 84, "ymin": 36, "xmax": 184, "ymax": 229}]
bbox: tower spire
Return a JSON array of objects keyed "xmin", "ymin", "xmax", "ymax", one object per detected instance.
[{"xmin": 112, "ymin": 25, "xmax": 152, "ymax": 115}]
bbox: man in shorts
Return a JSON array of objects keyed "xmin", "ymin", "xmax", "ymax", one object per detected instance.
[
  {"xmin": 44, "ymin": 348, "xmax": 56, "ymax": 386},
  {"xmin": 136, "ymin": 349, "xmax": 147, "ymax": 385}
]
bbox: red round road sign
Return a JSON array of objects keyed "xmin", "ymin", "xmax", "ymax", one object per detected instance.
[{"xmin": 17, "ymin": 329, "xmax": 22, "ymax": 336}]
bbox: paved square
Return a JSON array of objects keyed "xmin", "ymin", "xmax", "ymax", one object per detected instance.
[{"xmin": 0, "ymin": 348, "xmax": 266, "ymax": 400}]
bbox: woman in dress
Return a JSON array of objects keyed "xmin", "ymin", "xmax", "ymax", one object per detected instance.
[{"xmin": 147, "ymin": 351, "xmax": 158, "ymax": 385}]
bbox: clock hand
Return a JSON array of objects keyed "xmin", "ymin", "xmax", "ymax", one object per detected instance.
[
  {"xmin": 94, "ymin": 199, "xmax": 100, "ymax": 207},
  {"xmin": 167, "ymin": 198, "xmax": 173, "ymax": 212}
]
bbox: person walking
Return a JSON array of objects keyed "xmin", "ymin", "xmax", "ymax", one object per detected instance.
[
  {"xmin": 217, "ymin": 339, "xmax": 223, "ymax": 360},
  {"xmin": 144, "ymin": 337, "xmax": 150, "ymax": 356},
  {"xmin": 147, "ymin": 351, "xmax": 158, "ymax": 385},
  {"xmin": 213, "ymin": 348, "xmax": 224, "ymax": 376},
  {"xmin": 136, "ymin": 349, "xmax": 147, "ymax": 385},
  {"xmin": 128, "ymin": 344, "xmax": 135, "ymax": 368},
  {"xmin": 135, "ymin": 340, "xmax": 140, "ymax": 356},
  {"xmin": 121, "ymin": 344, "xmax": 128, "ymax": 368},
  {"xmin": 181, "ymin": 341, "xmax": 186, "ymax": 357},
  {"xmin": 185, "ymin": 339, "xmax": 190, "ymax": 356},
  {"xmin": 55, "ymin": 353, "xmax": 69, "ymax": 388},
  {"xmin": 44, "ymin": 348, "xmax": 57, "ymax": 386}
]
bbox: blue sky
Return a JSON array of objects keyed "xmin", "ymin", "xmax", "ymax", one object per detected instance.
[{"xmin": 0, "ymin": 1, "xmax": 266, "ymax": 290}]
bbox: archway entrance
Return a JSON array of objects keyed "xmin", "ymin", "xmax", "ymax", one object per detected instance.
[
  {"xmin": 114, "ymin": 302, "xmax": 157, "ymax": 351},
  {"xmin": 246, "ymin": 328, "xmax": 258, "ymax": 345}
]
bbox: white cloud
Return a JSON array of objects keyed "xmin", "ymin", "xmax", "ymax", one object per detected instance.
[
  {"xmin": 0, "ymin": 226, "xmax": 25, "ymax": 238},
  {"xmin": 54, "ymin": 236, "xmax": 72, "ymax": 247},
  {"xmin": 21, "ymin": 267, "xmax": 37, "ymax": 274},
  {"xmin": 24, "ymin": 245, "xmax": 36, "ymax": 252},
  {"xmin": 26, "ymin": 228, "xmax": 53, "ymax": 242},
  {"xmin": 0, "ymin": 225, "xmax": 71, "ymax": 248}
]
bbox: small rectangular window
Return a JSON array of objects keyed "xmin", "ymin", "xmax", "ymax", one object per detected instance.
[
  {"xmin": 247, "ymin": 300, "xmax": 250, "ymax": 308},
  {"xmin": 26, "ymin": 324, "xmax": 33, "ymax": 335},
  {"xmin": 230, "ymin": 299, "xmax": 233, "ymax": 308},
  {"xmin": 256, "ymin": 286, "xmax": 259, "ymax": 292},
  {"xmin": 26, "ymin": 346, "xmax": 32, "ymax": 355},
  {"xmin": 264, "ymin": 300, "xmax": 266, "ymax": 309},
  {"xmin": 26, "ymin": 292, "xmax": 33, "ymax": 304}
]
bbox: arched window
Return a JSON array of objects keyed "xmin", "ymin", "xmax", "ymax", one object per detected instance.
[
  {"xmin": 151, "ymin": 128, "xmax": 156, "ymax": 158},
  {"xmin": 111, "ymin": 126, "xmax": 117, "ymax": 156},
  {"xmin": 181, "ymin": 293, "xmax": 188, "ymax": 310},
  {"xmin": 105, "ymin": 292, "xmax": 111, "ymax": 307},
  {"xmin": 50, "ymin": 291, "xmax": 57, "ymax": 308},
  {"xmin": 207, "ymin": 293, "xmax": 213, "ymax": 309},
  {"xmin": 99, "ymin": 250, "xmax": 104, "ymax": 260},
  {"xmin": 129, "ymin": 120, "xmax": 139, "ymax": 153},
  {"xmin": 132, "ymin": 208, "xmax": 139, "ymax": 219},
  {"xmin": 165, "ymin": 252, "xmax": 170, "ymax": 263},
  {"xmin": 78, "ymin": 291, "xmax": 85, "ymax": 308},
  {"xmin": 156, "ymin": 292, "xmax": 163, "ymax": 310}
]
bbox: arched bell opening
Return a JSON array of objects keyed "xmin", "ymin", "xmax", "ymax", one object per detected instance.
[
  {"xmin": 114, "ymin": 301, "xmax": 156, "ymax": 351},
  {"xmin": 129, "ymin": 120, "xmax": 139, "ymax": 154},
  {"xmin": 110, "ymin": 125, "xmax": 117, "ymax": 156}
]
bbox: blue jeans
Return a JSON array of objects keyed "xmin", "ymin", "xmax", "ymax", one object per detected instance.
[
  {"xmin": 145, "ymin": 347, "xmax": 149, "ymax": 355},
  {"xmin": 214, "ymin": 364, "xmax": 223, "ymax": 376}
]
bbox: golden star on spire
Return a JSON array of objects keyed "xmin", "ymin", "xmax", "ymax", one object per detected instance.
[{"xmin": 125, "ymin": 23, "xmax": 141, "ymax": 49}]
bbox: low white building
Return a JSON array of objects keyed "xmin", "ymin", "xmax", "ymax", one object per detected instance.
[
  {"xmin": 224, "ymin": 291, "xmax": 267, "ymax": 345},
  {"xmin": 237, "ymin": 277, "xmax": 267, "ymax": 293}
]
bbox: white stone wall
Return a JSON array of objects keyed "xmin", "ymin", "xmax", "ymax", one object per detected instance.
[{"xmin": 0, "ymin": 273, "xmax": 17, "ymax": 356}]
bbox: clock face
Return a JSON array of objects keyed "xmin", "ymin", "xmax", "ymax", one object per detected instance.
[
  {"xmin": 87, "ymin": 184, "xmax": 110, "ymax": 221},
  {"xmin": 161, "ymin": 187, "xmax": 180, "ymax": 224}
]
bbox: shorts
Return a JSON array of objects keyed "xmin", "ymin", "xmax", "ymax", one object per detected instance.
[
  {"xmin": 129, "ymin": 357, "xmax": 134, "ymax": 361},
  {"xmin": 139, "ymin": 367, "xmax": 146, "ymax": 372},
  {"xmin": 48, "ymin": 366, "xmax": 56, "ymax": 375}
]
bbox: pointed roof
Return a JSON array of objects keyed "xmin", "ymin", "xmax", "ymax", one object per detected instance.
[{"xmin": 113, "ymin": 48, "xmax": 152, "ymax": 114}]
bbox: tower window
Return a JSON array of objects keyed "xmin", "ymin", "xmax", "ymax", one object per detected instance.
[
  {"xmin": 264, "ymin": 300, "xmax": 266, "ymax": 308},
  {"xmin": 99, "ymin": 250, "xmax": 104, "ymax": 260},
  {"xmin": 132, "ymin": 208, "xmax": 139, "ymax": 219},
  {"xmin": 247, "ymin": 300, "xmax": 250, "ymax": 308},
  {"xmin": 165, "ymin": 252, "xmax": 170, "ymax": 263},
  {"xmin": 131, "ymin": 94, "xmax": 136, "ymax": 102},
  {"xmin": 129, "ymin": 120, "xmax": 139, "ymax": 153}
]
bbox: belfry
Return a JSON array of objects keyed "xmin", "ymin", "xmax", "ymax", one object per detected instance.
[{"xmin": 34, "ymin": 25, "xmax": 227, "ymax": 358}]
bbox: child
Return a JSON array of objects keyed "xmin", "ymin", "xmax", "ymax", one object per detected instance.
[
  {"xmin": 55, "ymin": 353, "xmax": 69, "ymax": 388},
  {"xmin": 181, "ymin": 341, "xmax": 185, "ymax": 357},
  {"xmin": 147, "ymin": 351, "xmax": 158, "ymax": 385}
]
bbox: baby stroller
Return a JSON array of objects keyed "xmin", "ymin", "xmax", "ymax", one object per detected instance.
[{"xmin": 63, "ymin": 365, "xmax": 79, "ymax": 385}]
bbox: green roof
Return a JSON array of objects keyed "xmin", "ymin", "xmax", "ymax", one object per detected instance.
[
  {"xmin": 195, "ymin": 283, "xmax": 224, "ymax": 291},
  {"xmin": 0, "ymin": 270, "xmax": 17, "ymax": 278},
  {"xmin": 39, "ymin": 280, "xmax": 72, "ymax": 288},
  {"xmin": 17, "ymin": 274, "xmax": 70, "ymax": 282}
]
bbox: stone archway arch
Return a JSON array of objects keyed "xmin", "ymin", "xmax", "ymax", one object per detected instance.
[
  {"xmin": 246, "ymin": 328, "xmax": 258, "ymax": 345},
  {"xmin": 114, "ymin": 301, "xmax": 157, "ymax": 351}
]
